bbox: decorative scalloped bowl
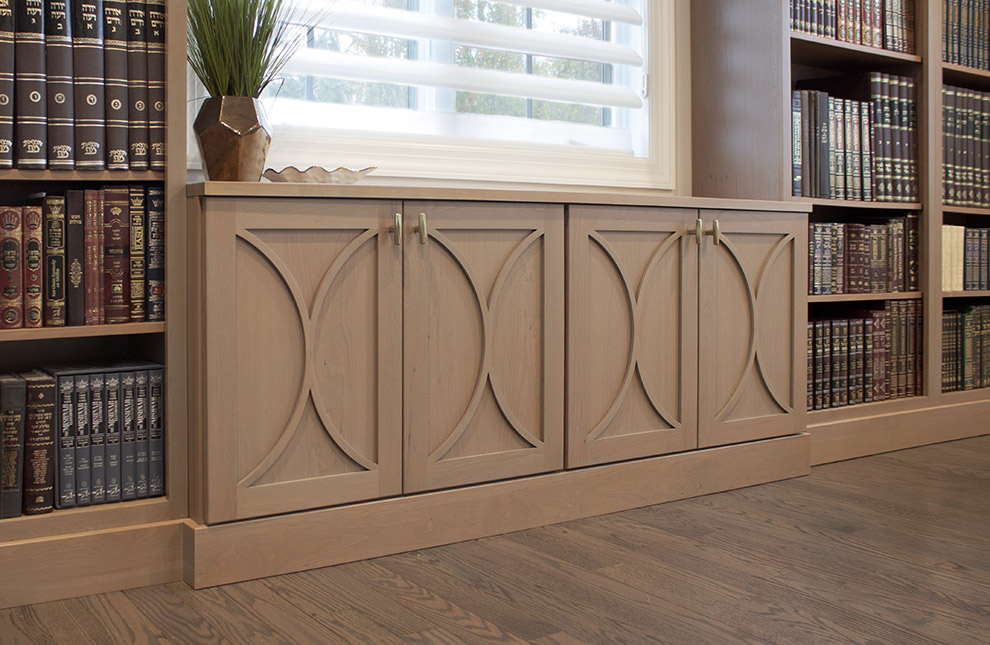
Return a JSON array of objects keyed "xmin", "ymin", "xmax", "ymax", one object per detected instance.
[{"xmin": 263, "ymin": 166, "xmax": 377, "ymax": 184}]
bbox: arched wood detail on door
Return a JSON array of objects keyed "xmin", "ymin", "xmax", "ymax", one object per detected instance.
[{"xmin": 235, "ymin": 227, "xmax": 381, "ymax": 488}]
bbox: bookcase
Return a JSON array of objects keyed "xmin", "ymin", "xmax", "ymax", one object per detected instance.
[
  {"xmin": 0, "ymin": 1, "xmax": 187, "ymax": 608},
  {"xmin": 692, "ymin": 0, "xmax": 990, "ymax": 464}
]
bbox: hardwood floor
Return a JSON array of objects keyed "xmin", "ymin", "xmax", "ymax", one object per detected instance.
[{"xmin": 2, "ymin": 436, "xmax": 988, "ymax": 644}]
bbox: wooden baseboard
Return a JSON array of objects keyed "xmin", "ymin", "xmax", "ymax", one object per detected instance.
[
  {"xmin": 809, "ymin": 398, "xmax": 990, "ymax": 465},
  {"xmin": 184, "ymin": 434, "xmax": 810, "ymax": 589},
  {"xmin": 0, "ymin": 521, "xmax": 185, "ymax": 610}
]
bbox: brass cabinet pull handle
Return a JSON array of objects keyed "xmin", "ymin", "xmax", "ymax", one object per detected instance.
[
  {"xmin": 392, "ymin": 212, "xmax": 402, "ymax": 246},
  {"xmin": 711, "ymin": 219, "xmax": 721, "ymax": 246},
  {"xmin": 416, "ymin": 212, "xmax": 428, "ymax": 245},
  {"xmin": 697, "ymin": 218, "xmax": 721, "ymax": 246},
  {"xmin": 695, "ymin": 218, "xmax": 704, "ymax": 245}
]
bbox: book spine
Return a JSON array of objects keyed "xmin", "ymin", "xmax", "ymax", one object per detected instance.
[
  {"xmin": 792, "ymin": 91, "xmax": 803, "ymax": 197},
  {"xmin": 942, "ymin": 311, "xmax": 952, "ymax": 392},
  {"xmin": 146, "ymin": 0, "xmax": 165, "ymax": 169},
  {"xmin": 906, "ymin": 300, "xmax": 917, "ymax": 396},
  {"xmin": 97, "ymin": 189, "xmax": 104, "ymax": 324},
  {"xmin": 103, "ymin": 0, "xmax": 128, "ymax": 168},
  {"xmin": 814, "ymin": 320, "xmax": 825, "ymax": 409},
  {"xmin": 65, "ymin": 190, "xmax": 85, "ymax": 325},
  {"xmin": 906, "ymin": 77, "xmax": 919, "ymax": 202},
  {"xmin": 863, "ymin": 318, "xmax": 874, "ymax": 402},
  {"xmin": 15, "ymin": 0, "xmax": 47, "ymax": 168},
  {"xmin": 128, "ymin": 186, "xmax": 146, "ymax": 320},
  {"xmin": 890, "ymin": 74, "xmax": 905, "ymax": 202},
  {"xmin": 103, "ymin": 185, "xmax": 130, "ymax": 322},
  {"xmin": 981, "ymin": 228, "xmax": 989, "ymax": 291},
  {"xmin": 72, "ymin": 0, "xmax": 105, "ymax": 169},
  {"xmin": 835, "ymin": 98, "xmax": 847, "ymax": 199},
  {"xmin": 906, "ymin": 210, "xmax": 919, "ymax": 290},
  {"xmin": 835, "ymin": 223, "xmax": 846, "ymax": 293},
  {"xmin": 0, "ymin": 0, "xmax": 13, "ymax": 167},
  {"xmin": 22, "ymin": 206, "xmax": 43, "ymax": 328},
  {"xmin": 43, "ymin": 195, "xmax": 67, "ymax": 326},
  {"xmin": 823, "ymin": 319, "xmax": 832, "ymax": 407},
  {"xmin": 0, "ymin": 375, "xmax": 26, "ymax": 518},
  {"xmin": 55, "ymin": 374, "xmax": 74, "ymax": 508},
  {"xmin": 21, "ymin": 374, "xmax": 55, "ymax": 515},
  {"xmin": 849, "ymin": 318, "xmax": 864, "ymax": 405},
  {"xmin": 134, "ymin": 368, "xmax": 149, "ymax": 498},
  {"xmin": 146, "ymin": 185, "xmax": 164, "ymax": 321},
  {"xmin": 1, "ymin": 205, "xmax": 23, "ymax": 328},
  {"xmin": 104, "ymin": 371, "xmax": 121, "ymax": 502},
  {"xmin": 829, "ymin": 97, "xmax": 839, "ymax": 199},
  {"xmin": 807, "ymin": 322, "xmax": 814, "ymax": 411},
  {"xmin": 831, "ymin": 319, "xmax": 844, "ymax": 406},
  {"xmin": 73, "ymin": 373, "xmax": 90, "ymax": 505},
  {"xmin": 801, "ymin": 90, "xmax": 813, "ymax": 198},
  {"xmin": 944, "ymin": 85, "xmax": 954, "ymax": 206},
  {"xmin": 89, "ymin": 372, "xmax": 105, "ymax": 504},
  {"xmin": 965, "ymin": 227, "xmax": 978, "ymax": 290},
  {"xmin": 126, "ymin": 0, "xmax": 148, "ymax": 169},
  {"xmin": 819, "ymin": 91, "xmax": 831, "ymax": 199},
  {"xmin": 851, "ymin": 99, "xmax": 862, "ymax": 200},
  {"xmin": 148, "ymin": 365, "xmax": 163, "ymax": 497},
  {"xmin": 84, "ymin": 190, "xmax": 98, "ymax": 325},
  {"xmin": 120, "ymin": 370, "xmax": 136, "ymax": 500},
  {"xmin": 45, "ymin": 0, "xmax": 73, "ymax": 167}
]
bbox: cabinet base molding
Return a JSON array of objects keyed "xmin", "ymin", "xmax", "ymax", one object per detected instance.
[
  {"xmin": 0, "ymin": 520, "xmax": 185, "ymax": 610},
  {"xmin": 809, "ymin": 399, "xmax": 990, "ymax": 465},
  {"xmin": 182, "ymin": 434, "xmax": 810, "ymax": 589}
]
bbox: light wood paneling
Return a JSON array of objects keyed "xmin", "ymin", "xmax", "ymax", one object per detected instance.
[
  {"xmin": 402, "ymin": 202, "xmax": 564, "ymax": 493},
  {"xmin": 184, "ymin": 433, "xmax": 810, "ymax": 589},
  {"xmin": 567, "ymin": 205, "xmax": 699, "ymax": 467},
  {"xmin": 200, "ymin": 198, "xmax": 402, "ymax": 523},
  {"xmin": 699, "ymin": 210, "xmax": 808, "ymax": 447}
]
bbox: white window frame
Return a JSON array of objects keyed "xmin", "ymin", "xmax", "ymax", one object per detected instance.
[{"xmin": 188, "ymin": 0, "xmax": 677, "ymax": 190}]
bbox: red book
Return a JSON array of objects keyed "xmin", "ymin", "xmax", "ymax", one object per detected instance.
[
  {"xmin": 83, "ymin": 189, "xmax": 98, "ymax": 325},
  {"xmin": 22, "ymin": 205, "xmax": 43, "ymax": 327},
  {"xmin": 1, "ymin": 206, "xmax": 23, "ymax": 328},
  {"xmin": 103, "ymin": 185, "xmax": 130, "ymax": 323}
]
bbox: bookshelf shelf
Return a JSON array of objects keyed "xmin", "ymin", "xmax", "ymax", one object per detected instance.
[
  {"xmin": 942, "ymin": 205, "xmax": 990, "ymax": 216},
  {"xmin": 0, "ymin": 322, "xmax": 165, "ymax": 343},
  {"xmin": 790, "ymin": 197, "xmax": 923, "ymax": 210},
  {"xmin": 943, "ymin": 290, "xmax": 990, "ymax": 298},
  {"xmin": 0, "ymin": 495, "xmax": 174, "ymax": 544},
  {"xmin": 0, "ymin": 170, "xmax": 166, "ymax": 183},
  {"xmin": 940, "ymin": 387, "xmax": 990, "ymax": 403},
  {"xmin": 808, "ymin": 394, "xmax": 928, "ymax": 420},
  {"xmin": 791, "ymin": 31, "xmax": 923, "ymax": 68},
  {"xmin": 942, "ymin": 62, "xmax": 990, "ymax": 90},
  {"xmin": 809, "ymin": 291, "xmax": 923, "ymax": 303}
]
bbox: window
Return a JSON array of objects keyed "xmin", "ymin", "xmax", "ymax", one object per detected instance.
[{"xmin": 194, "ymin": 0, "xmax": 676, "ymax": 188}]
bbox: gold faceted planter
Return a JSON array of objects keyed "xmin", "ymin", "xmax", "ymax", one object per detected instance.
[{"xmin": 194, "ymin": 96, "xmax": 272, "ymax": 181}]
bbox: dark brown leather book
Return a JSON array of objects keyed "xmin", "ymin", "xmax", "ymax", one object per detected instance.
[
  {"xmin": 72, "ymin": 0, "xmax": 105, "ymax": 169},
  {"xmin": 22, "ymin": 206, "xmax": 44, "ymax": 328},
  {"xmin": 102, "ymin": 185, "xmax": 130, "ymax": 323},
  {"xmin": 126, "ymin": 0, "xmax": 148, "ymax": 169},
  {"xmin": 103, "ymin": 0, "xmax": 129, "ymax": 169},
  {"xmin": 0, "ymin": 373, "xmax": 26, "ymax": 518},
  {"xmin": 14, "ymin": 0, "xmax": 47, "ymax": 168},
  {"xmin": 45, "ymin": 0, "xmax": 74, "ymax": 167},
  {"xmin": 128, "ymin": 185, "xmax": 145, "ymax": 321},
  {"xmin": 20, "ymin": 370, "xmax": 55, "ymax": 515},
  {"xmin": 0, "ymin": 0, "xmax": 13, "ymax": 168},
  {"xmin": 65, "ymin": 190, "xmax": 84, "ymax": 326},
  {"xmin": 1, "ymin": 206, "xmax": 23, "ymax": 329},
  {"xmin": 145, "ymin": 0, "xmax": 164, "ymax": 169},
  {"xmin": 43, "ymin": 195, "xmax": 67, "ymax": 326}
]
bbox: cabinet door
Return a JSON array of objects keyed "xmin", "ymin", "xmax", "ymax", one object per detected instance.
[
  {"xmin": 202, "ymin": 198, "xmax": 402, "ymax": 523},
  {"xmin": 567, "ymin": 206, "xmax": 699, "ymax": 467},
  {"xmin": 698, "ymin": 209, "xmax": 807, "ymax": 448},
  {"xmin": 402, "ymin": 201, "xmax": 564, "ymax": 493}
]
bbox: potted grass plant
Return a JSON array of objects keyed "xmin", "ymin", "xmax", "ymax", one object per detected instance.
[{"xmin": 187, "ymin": 0, "xmax": 311, "ymax": 181}]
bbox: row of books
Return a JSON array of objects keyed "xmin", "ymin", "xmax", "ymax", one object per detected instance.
[
  {"xmin": 0, "ymin": 0, "xmax": 166, "ymax": 170},
  {"xmin": 941, "ymin": 224, "xmax": 990, "ymax": 291},
  {"xmin": 809, "ymin": 216, "xmax": 920, "ymax": 295},
  {"xmin": 942, "ymin": 85, "xmax": 990, "ymax": 208},
  {"xmin": 0, "ymin": 362, "xmax": 164, "ymax": 519},
  {"xmin": 0, "ymin": 184, "xmax": 164, "ymax": 329},
  {"xmin": 791, "ymin": 73, "xmax": 919, "ymax": 202},
  {"xmin": 807, "ymin": 301, "xmax": 923, "ymax": 410},
  {"xmin": 790, "ymin": 0, "xmax": 917, "ymax": 54},
  {"xmin": 942, "ymin": 0, "xmax": 990, "ymax": 70},
  {"xmin": 942, "ymin": 304, "xmax": 990, "ymax": 391}
]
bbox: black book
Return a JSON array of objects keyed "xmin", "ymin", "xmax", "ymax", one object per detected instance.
[
  {"xmin": 51, "ymin": 370, "xmax": 75, "ymax": 508},
  {"xmin": 71, "ymin": 0, "xmax": 105, "ymax": 169},
  {"xmin": 0, "ymin": 0, "xmax": 13, "ymax": 168},
  {"xmin": 104, "ymin": 371, "xmax": 121, "ymax": 502},
  {"xmin": 65, "ymin": 190, "xmax": 85, "ymax": 326},
  {"xmin": 20, "ymin": 370, "xmax": 55, "ymax": 515},
  {"xmin": 128, "ymin": 185, "xmax": 146, "ymax": 321},
  {"xmin": 126, "ymin": 0, "xmax": 148, "ymax": 169},
  {"xmin": 45, "ymin": 0, "xmax": 74, "ymax": 167},
  {"xmin": 103, "ymin": 0, "xmax": 128, "ymax": 168},
  {"xmin": 89, "ymin": 371, "xmax": 105, "ymax": 504},
  {"xmin": 73, "ymin": 373, "xmax": 90, "ymax": 506},
  {"xmin": 120, "ymin": 370, "xmax": 136, "ymax": 500},
  {"xmin": 148, "ymin": 365, "xmax": 163, "ymax": 497},
  {"xmin": 145, "ymin": 0, "xmax": 164, "ymax": 169},
  {"xmin": 145, "ymin": 185, "xmax": 164, "ymax": 322},
  {"xmin": 0, "ymin": 373, "xmax": 26, "ymax": 519},
  {"xmin": 14, "ymin": 0, "xmax": 47, "ymax": 168},
  {"xmin": 43, "ymin": 195, "xmax": 67, "ymax": 326},
  {"xmin": 134, "ymin": 368, "xmax": 148, "ymax": 498}
]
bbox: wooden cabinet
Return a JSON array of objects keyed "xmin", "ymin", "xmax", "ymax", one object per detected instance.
[
  {"xmin": 567, "ymin": 206, "xmax": 806, "ymax": 467},
  {"xmin": 199, "ymin": 198, "xmax": 403, "ymax": 523}
]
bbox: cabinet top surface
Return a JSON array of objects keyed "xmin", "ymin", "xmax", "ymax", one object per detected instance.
[{"xmin": 187, "ymin": 181, "xmax": 812, "ymax": 213}]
